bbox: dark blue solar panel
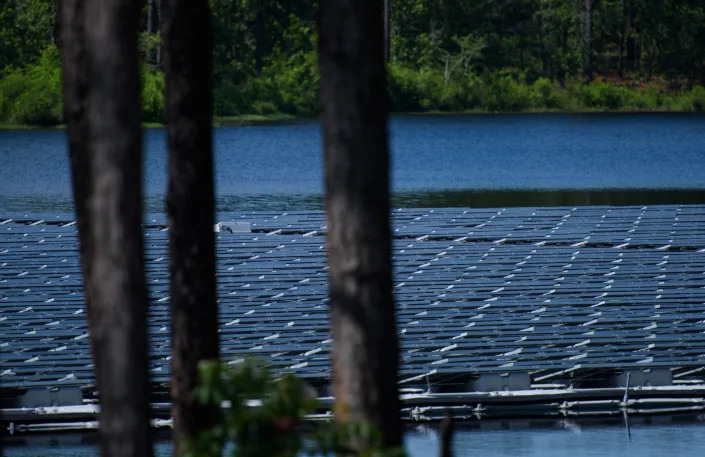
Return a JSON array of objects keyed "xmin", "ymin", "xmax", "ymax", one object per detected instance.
[{"xmin": 2, "ymin": 205, "xmax": 704, "ymax": 395}]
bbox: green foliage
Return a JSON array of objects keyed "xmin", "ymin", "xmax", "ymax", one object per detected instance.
[
  {"xmin": 0, "ymin": 0, "xmax": 57, "ymax": 74},
  {"xmin": 0, "ymin": 44, "xmax": 62, "ymax": 125},
  {"xmin": 579, "ymin": 80, "xmax": 634, "ymax": 110},
  {"xmin": 2, "ymin": 0, "xmax": 705, "ymax": 126},
  {"xmin": 138, "ymin": 31, "xmax": 161, "ymax": 68},
  {"xmin": 140, "ymin": 66, "xmax": 164, "ymax": 123},
  {"xmin": 253, "ymin": 48, "xmax": 318, "ymax": 116},
  {"xmin": 485, "ymin": 73, "xmax": 532, "ymax": 112},
  {"xmin": 530, "ymin": 77, "xmax": 564, "ymax": 109},
  {"xmin": 687, "ymin": 86, "xmax": 705, "ymax": 112},
  {"xmin": 186, "ymin": 358, "xmax": 406, "ymax": 457},
  {"xmin": 185, "ymin": 358, "xmax": 315, "ymax": 457}
]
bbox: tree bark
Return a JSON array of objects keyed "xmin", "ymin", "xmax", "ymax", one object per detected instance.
[
  {"xmin": 255, "ymin": 6, "xmax": 265, "ymax": 75},
  {"xmin": 384, "ymin": 0, "xmax": 390, "ymax": 62},
  {"xmin": 60, "ymin": 1, "xmax": 153, "ymax": 457},
  {"xmin": 439, "ymin": 408, "xmax": 454, "ymax": 457},
  {"xmin": 585, "ymin": 0, "xmax": 593, "ymax": 81},
  {"xmin": 147, "ymin": 0, "xmax": 158, "ymax": 35},
  {"xmin": 318, "ymin": 0, "xmax": 402, "ymax": 448},
  {"xmin": 161, "ymin": 1, "xmax": 220, "ymax": 454},
  {"xmin": 618, "ymin": 0, "xmax": 626, "ymax": 80}
]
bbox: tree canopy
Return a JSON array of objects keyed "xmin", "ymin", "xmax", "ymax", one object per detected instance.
[{"xmin": 2, "ymin": 0, "xmax": 704, "ymax": 126}]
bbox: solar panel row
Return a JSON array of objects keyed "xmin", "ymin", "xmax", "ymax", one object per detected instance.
[{"xmin": 1, "ymin": 205, "xmax": 704, "ymax": 399}]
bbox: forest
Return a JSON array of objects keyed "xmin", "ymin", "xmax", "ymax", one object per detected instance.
[{"xmin": 1, "ymin": 0, "xmax": 705, "ymax": 126}]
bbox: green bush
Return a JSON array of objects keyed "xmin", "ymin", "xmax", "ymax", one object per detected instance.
[
  {"xmin": 484, "ymin": 73, "xmax": 532, "ymax": 111},
  {"xmin": 213, "ymin": 81, "xmax": 251, "ymax": 116},
  {"xmin": 388, "ymin": 64, "xmax": 491, "ymax": 112},
  {"xmin": 187, "ymin": 358, "xmax": 406, "ymax": 457},
  {"xmin": 580, "ymin": 80, "xmax": 634, "ymax": 109},
  {"xmin": 140, "ymin": 66, "xmax": 164, "ymax": 122},
  {"xmin": 530, "ymin": 77, "xmax": 563, "ymax": 109},
  {"xmin": 252, "ymin": 100, "xmax": 278, "ymax": 115},
  {"xmin": 688, "ymin": 85, "xmax": 705, "ymax": 112},
  {"xmin": 388, "ymin": 63, "xmax": 427, "ymax": 111},
  {"xmin": 631, "ymin": 84, "xmax": 664, "ymax": 110},
  {"xmin": 0, "ymin": 44, "xmax": 62, "ymax": 125}
]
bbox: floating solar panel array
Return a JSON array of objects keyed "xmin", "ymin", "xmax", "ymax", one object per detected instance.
[{"xmin": 2, "ymin": 205, "xmax": 705, "ymax": 401}]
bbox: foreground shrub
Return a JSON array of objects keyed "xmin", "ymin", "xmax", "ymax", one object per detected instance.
[{"xmin": 185, "ymin": 358, "xmax": 406, "ymax": 457}]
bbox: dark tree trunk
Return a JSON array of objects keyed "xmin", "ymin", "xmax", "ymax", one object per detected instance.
[
  {"xmin": 439, "ymin": 408, "xmax": 454, "ymax": 457},
  {"xmin": 60, "ymin": 0, "xmax": 90, "ymax": 254},
  {"xmin": 585, "ymin": 0, "xmax": 593, "ymax": 81},
  {"xmin": 618, "ymin": 0, "xmax": 627, "ymax": 79},
  {"xmin": 60, "ymin": 1, "xmax": 153, "ymax": 457},
  {"xmin": 147, "ymin": 0, "xmax": 158, "ymax": 35},
  {"xmin": 318, "ymin": 0, "xmax": 402, "ymax": 448},
  {"xmin": 255, "ymin": 7, "xmax": 265, "ymax": 75},
  {"xmin": 384, "ymin": 0, "xmax": 390, "ymax": 62},
  {"xmin": 161, "ymin": 1, "xmax": 220, "ymax": 455},
  {"xmin": 626, "ymin": 5, "xmax": 635, "ymax": 64}
]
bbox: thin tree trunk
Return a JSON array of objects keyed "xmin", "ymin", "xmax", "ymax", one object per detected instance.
[
  {"xmin": 61, "ymin": 1, "xmax": 153, "ymax": 457},
  {"xmin": 255, "ymin": 7, "xmax": 264, "ymax": 76},
  {"xmin": 439, "ymin": 408, "xmax": 454, "ymax": 457},
  {"xmin": 318, "ymin": 0, "xmax": 402, "ymax": 448},
  {"xmin": 585, "ymin": 0, "xmax": 593, "ymax": 81},
  {"xmin": 626, "ymin": 3, "xmax": 635, "ymax": 65},
  {"xmin": 60, "ymin": 0, "xmax": 90, "ymax": 257},
  {"xmin": 147, "ymin": 0, "xmax": 157, "ymax": 35},
  {"xmin": 618, "ymin": 0, "xmax": 626, "ymax": 80},
  {"xmin": 160, "ymin": 1, "xmax": 220, "ymax": 455},
  {"xmin": 384, "ymin": 0, "xmax": 390, "ymax": 62}
]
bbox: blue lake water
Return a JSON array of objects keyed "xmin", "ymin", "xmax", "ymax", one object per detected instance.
[
  {"xmin": 5, "ymin": 417, "xmax": 705, "ymax": 457},
  {"xmin": 1, "ymin": 113, "xmax": 704, "ymax": 213},
  {"xmin": 2, "ymin": 114, "xmax": 705, "ymax": 455}
]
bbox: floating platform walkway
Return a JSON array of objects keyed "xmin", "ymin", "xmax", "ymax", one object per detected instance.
[{"xmin": 2, "ymin": 205, "xmax": 705, "ymax": 429}]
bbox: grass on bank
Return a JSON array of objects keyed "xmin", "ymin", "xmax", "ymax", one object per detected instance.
[{"xmin": 0, "ymin": 114, "xmax": 302, "ymax": 130}]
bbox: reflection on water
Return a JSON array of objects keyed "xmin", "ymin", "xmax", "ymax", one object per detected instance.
[
  {"xmin": 392, "ymin": 188, "xmax": 705, "ymax": 209},
  {"xmin": 2, "ymin": 114, "xmax": 705, "ymax": 215},
  {"xmin": 1, "ymin": 189, "xmax": 703, "ymax": 215},
  {"xmin": 5, "ymin": 415, "xmax": 705, "ymax": 457}
]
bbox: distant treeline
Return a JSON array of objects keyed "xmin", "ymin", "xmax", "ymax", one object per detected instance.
[{"xmin": 1, "ymin": 0, "xmax": 704, "ymax": 126}]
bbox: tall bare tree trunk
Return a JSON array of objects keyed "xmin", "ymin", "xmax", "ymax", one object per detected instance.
[
  {"xmin": 585, "ymin": 0, "xmax": 594, "ymax": 81},
  {"xmin": 384, "ymin": 0, "xmax": 390, "ymax": 62},
  {"xmin": 147, "ymin": 0, "xmax": 157, "ymax": 35},
  {"xmin": 618, "ymin": 0, "xmax": 626, "ymax": 80},
  {"xmin": 60, "ymin": 1, "xmax": 153, "ymax": 457},
  {"xmin": 318, "ymin": 0, "xmax": 402, "ymax": 448},
  {"xmin": 161, "ymin": 1, "xmax": 220, "ymax": 454},
  {"xmin": 255, "ymin": 6, "xmax": 265, "ymax": 75}
]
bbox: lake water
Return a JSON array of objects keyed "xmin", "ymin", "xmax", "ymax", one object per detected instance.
[
  {"xmin": 2, "ymin": 114, "xmax": 705, "ymax": 455},
  {"xmin": 4, "ymin": 416, "xmax": 705, "ymax": 457},
  {"xmin": 1, "ymin": 113, "xmax": 704, "ymax": 213}
]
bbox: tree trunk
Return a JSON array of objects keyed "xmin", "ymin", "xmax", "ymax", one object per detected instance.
[
  {"xmin": 585, "ymin": 0, "xmax": 593, "ymax": 81},
  {"xmin": 255, "ymin": 7, "xmax": 264, "ymax": 76},
  {"xmin": 618, "ymin": 0, "xmax": 626, "ymax": 80},
  {"xmin": 626, "ymin": 4, "xmax": 635, "ymax": 64},
  {"xmin": 160, "ymin": 1, "xmax": 220, "ymax": 455},
  {"xmin": 318, "ymin": 0, "xmax": 402, "ymax": 448},
  {"xmin": 384, "ymin": 0, "xmax": 390, "ymax": 62},
  {"xmin": 147, "ymin": 0, "xmax": 158, "ymax": 35},
  {"xmin": 60, "ymin": 1, "xmax": 153, "ymax": 457}
]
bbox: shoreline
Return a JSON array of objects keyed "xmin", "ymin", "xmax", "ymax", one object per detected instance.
[{"xmin": 2, "ymin": 108, "xmax": 704, "ymax": 130}]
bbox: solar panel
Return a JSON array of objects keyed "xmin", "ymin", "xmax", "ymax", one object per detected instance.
[{"xmin": 1, "ymin": 205, "xmax": 704, "ymax": 400}]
